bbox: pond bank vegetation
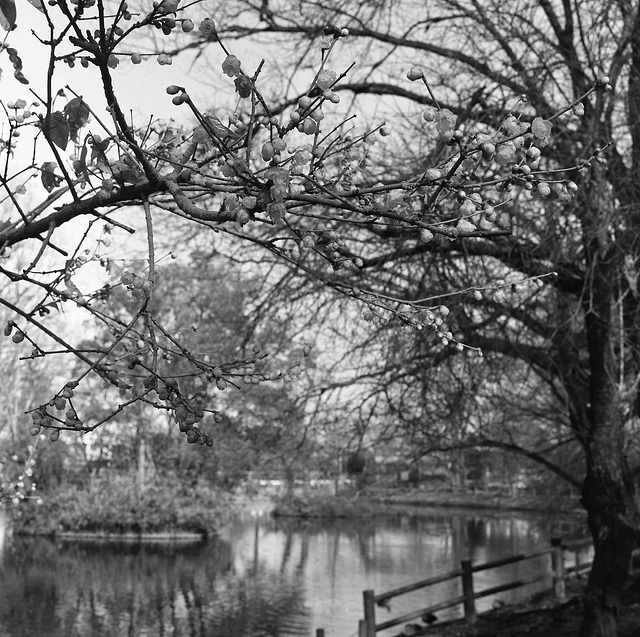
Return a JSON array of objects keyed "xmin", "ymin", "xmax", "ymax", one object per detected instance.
[
  {"xmin": 271, "ymin": 486, "xmax": 583, "ymax": 520},
  {"xmin": 11, "ymin": 475, "xmax": 231, "ymax": 538}
]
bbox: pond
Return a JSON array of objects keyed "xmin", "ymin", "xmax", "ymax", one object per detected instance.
[{"xmin": 0, "ymin": 504, "xmax": 584, "ymax": 637}]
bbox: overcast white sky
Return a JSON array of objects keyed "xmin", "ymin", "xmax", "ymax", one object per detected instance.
[{"xmin": 6, "ymin": 4, "xmax": 186, "ymax": 139}]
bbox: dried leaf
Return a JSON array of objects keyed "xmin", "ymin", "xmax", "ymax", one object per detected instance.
[
  {"xmin": 43, "ymin": 111, "xmax": 69, "ymax": 150},
  {"xmin": 26, "ymin": 0, "xmax": 44, "ymax": 12},
  {"xmin": 76, "ymin": 138, "xmax": 91, "ymax": 184},
  {"xmin": 192, "ymin": 125, "xmax": 210, "ymax": 144},
  {"xmin": 41, "ymin": 161, "xmax": 62, "ymax": 192},
  {"xmin": 205, "ymin": 113, "xmax": 240, "ymax": 139},
  {"xmin": 6, "ymin": 46, "xmax": 28, "ymax": 84},
  {"xmin": 0, "ymin": 0, "xmax": 16, "ymax": 30},
  {"xmin": 88, "ymin": 136, "xmax": 110, "ymax": 174},
  {"xmin": 111, "ymin": 158, "xmax": 143, "ymax": 185},
  {"xmin": 64, "ymin": 97, "xmax": 91, "ymax": 141}
]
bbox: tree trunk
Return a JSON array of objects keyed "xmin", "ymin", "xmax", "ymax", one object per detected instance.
[
  {"xmin": 579, "ymin": 467, "xmax": 637, "ymax": 637},
  {"xmin": 284, "ymin": 464, "xmax": 295, "ymax": 495},
  {"xmin": 137, "ymin": 435, "xmax": 146, "ymax": 496},
  {"xmin": 576, "ymin": 192, "xmax": 640, "ymax": 636},
  {"xmin": 578, "ymin": 381, "xmax": 638, "ymax": 637}
]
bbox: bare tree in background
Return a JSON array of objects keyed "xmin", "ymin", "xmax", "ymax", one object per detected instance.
[
  {"xmin": 0, "ymin": 0, "xmax": 619, "ymax": 633},
  {"xmin": 169, "ymin": 2, "xmax": 640, "ymax": 635}
]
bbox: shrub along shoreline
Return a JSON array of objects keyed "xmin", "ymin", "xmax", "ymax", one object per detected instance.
[
  {"xmin": 11, "ymin": 476, "xmax": 232, "ymax": 538},
  {"xmin": 11, "ymin": 482, "xmax": 581, "ymax": 539},
  {"xmin": 366, "ymin": 487, "xmax": 583, "ymax": 514},
  {"xmin": 271, "ymin": 488, "xmax": 583, "ymax": 519}
]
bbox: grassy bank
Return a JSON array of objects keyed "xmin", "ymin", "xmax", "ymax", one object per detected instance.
[
  {"xmin": 271, "ymin": 487, "xmax": 582, "ymax": 520},
  {"xmin": 368, "ymin": 487, "xmax": 582, "ymax": 514}
]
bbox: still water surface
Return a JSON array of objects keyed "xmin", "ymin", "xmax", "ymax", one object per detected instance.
[{"xmin": 0, "ymin": 505, "xmax": 581, "ymax": 637}]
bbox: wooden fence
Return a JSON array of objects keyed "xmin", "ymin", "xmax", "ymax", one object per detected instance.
[{"xmin": 355, "ymin": 537, "xmax": 607, "ymax": 637}]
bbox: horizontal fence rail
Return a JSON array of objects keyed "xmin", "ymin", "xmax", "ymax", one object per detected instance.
[{"xmin": 355, "ymin": 537, "xmax": 637, "ymax": 637}]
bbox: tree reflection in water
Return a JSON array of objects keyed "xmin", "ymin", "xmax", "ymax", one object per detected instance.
[
  {"xmin": 0, "ymin": 508, "xmax": 585, "ymax": 637},
  {"xmin": 0, "ymin": 536, "xmax": 310, "ymax": 637}
]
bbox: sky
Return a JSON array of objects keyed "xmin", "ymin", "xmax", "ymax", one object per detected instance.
[
  {"xmin": 0, "ymin": 1, "xmax": 367, "ymax": 355},
  {"xmin": 2, "ymin": 2, "xmax": 219, "ymax": 293},
  {"xmin": 4, "ymin": 2, "xmax": 194, "ymax": 156}
]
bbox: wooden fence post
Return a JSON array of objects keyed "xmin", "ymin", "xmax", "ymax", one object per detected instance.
[
  {"xmin": 551, "ymin": 538, "xmax": 566, "ymax": 600},
  {"xmin": 363, "ymin": 589, "xmax": 376, "ymax": 637},
  {"xmin": 461, "ymin": 559, "xmax": 476, "ymax": 624}
]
